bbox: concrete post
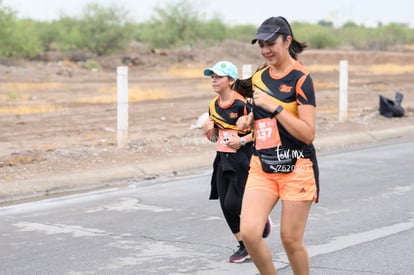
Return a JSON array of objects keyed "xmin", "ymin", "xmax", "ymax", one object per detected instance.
[
  {"xmin": 339, "ymin": 60, "xmax": 348, "ymax": 121},
  {"xmin": 242, "ymin": 64, "xmax": 252, "ymax": 79},
  {"xmin": 117, "ymin": 66, "xmax": 128, "ymax": 148}
]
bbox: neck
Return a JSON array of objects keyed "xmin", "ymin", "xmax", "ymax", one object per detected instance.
[
  {"xmin": 219, "ymin": 89, "xmax": 234, "ymax": 104},
  {"xmin": 272, "ymin": 58, "xmax": 295, "ymax": 76}
]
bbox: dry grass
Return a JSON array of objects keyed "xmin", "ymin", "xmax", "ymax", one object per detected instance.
[
  {"xmin": 0, "ymin": 155, "xmax": 37, "ymax": 167},
  {"xmin": 315, "ymin": 81, "xmax": 338, "ymax": 90},
  {"xmin": 0, "ymin": 102, "xmax": 66, "ymax": 115},
  {"xmin": 0, "ymin": 82, "xmax": 61, "ymax": 92},
  {"xmin": 75, "ymin": 87, "xmax": 169, "ymax": 104},
  {"xmin": 309, "ymin": 63, "xmax": 414, "ymax": 92},
  {"xmin": 309, "ymin": 63, "xmax": 414, "ymax": 74},
  {"xmin": 0, "ymin": 82, "xmax": 64, "ymax": 114},
  {"xmin": 367, "ymin": 64, "xmax": 414, "ymax": 74},
  {"xmin": 166, "ymin": 65, "xmax": 204, "ymax": 78},
  {"xmin": 307, "ymin": 64, "xmax": 338, "ymax": 72},
  {"xmin": 0, "ymin": 63, "xmax": 412, "ymax": 115}
]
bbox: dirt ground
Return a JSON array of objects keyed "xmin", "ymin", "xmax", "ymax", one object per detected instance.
[{"xmin": 1, "ymin": 41, "xmax": 414, "ymax": 202}]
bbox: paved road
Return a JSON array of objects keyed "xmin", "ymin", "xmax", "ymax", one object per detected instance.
[{"xmin": 1, "ymin": 140, "xmax": 413, "ymax": 275}]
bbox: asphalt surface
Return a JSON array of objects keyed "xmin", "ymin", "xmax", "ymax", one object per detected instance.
[
  {"xmin": 1, "ymin": 125, "xmax": 414, "ymax": 206},
  {"xmin": 0, "ymin": 139, "xmax": 413, "ymax": 274}
]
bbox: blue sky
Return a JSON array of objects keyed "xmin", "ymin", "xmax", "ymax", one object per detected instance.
[{"xmin": 3, "ymin": 0, "xmax": 414, "ymax": 27}]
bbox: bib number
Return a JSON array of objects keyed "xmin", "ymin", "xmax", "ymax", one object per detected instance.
[
  {"xmin": 254, "ymin": 118, "xmax": 281, "ymax": 150},
  {"xmin": 217, "ymin": 129, "xmax": 238, "ymax": 153}
]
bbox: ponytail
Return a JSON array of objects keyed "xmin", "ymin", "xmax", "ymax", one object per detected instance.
[
  {"xmin": 232, "ymin": 63, "xmax": 268, "ymax": 98},
  {"xmin": 279, "ymin": 16, "xmax": 307, "ymax": 60}
]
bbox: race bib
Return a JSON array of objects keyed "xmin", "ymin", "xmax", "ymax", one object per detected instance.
[
  {"xmin": 254, "ymin": 118, "xmax": 281, "ymax": 150},
  {"xmin": 217, "ymin": 129, "xmax": 238, "ymax": 153}
]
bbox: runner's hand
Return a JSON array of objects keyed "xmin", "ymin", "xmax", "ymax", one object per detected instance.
[
  {"xmin": 253, "ymin": 89, "xmax": 276, "ymax": 112},
  {"xmin": 225, "ymin": 135, "xmax": 242, "ymax": 149},
  {"xmin": 203, "ymin": 117, "xmax": 214, "ymax": 133},
  {"xmin": 237, "ymin": 113, "xmax": 253, "ymax": 130},
  {"xmin": 203, "ymin": 118, "xmax": 217, "ymax": 141}
]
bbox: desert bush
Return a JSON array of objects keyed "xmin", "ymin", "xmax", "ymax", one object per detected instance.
[
  {"xmin": 84, "ymin": 59, "xmax": 101, "ymax": 70},
  {"xmin": 1, "ymin": 0, "xmax": 414, "ymax": 57},
  {"xmin": 197, "ymin": 17, "xmax": 227, "ymax": 45},
  {"xmin": 0, "ymin": 3, "xmax": 42, "ymax": 57},
  {"xmin": 292, "ymin": 22, "xmax": 338, "ymax": 49},
  {"xmin": 30, "ymin": 17, "xmax": 84, "ymax": 52},
  {"xmin": 368, "ymin": 23, "xmax": 411, "ymax": 50},
  {"xmin": 227, "ymin": 24, "xmax": 257, "ymax": 42},
  {"xmin": 31, "ymin": 21, "xmax": 59, "ymax": 51},
  {"xmin": 139, "ymin": 0, "xmax": 204, "ymax": 48},
  {"xmin": 308, "ymin": 28, "xmax": 338, "ymax": 49},
  {"xmin": 136, "ymin": 1, "xmax": 255, "ymax": 48},
  {"xmin": 337, "ymin": 22, "xmax": 371, "ymax": 49},
  {"xmin": 330, "ymin": 21, "xmax": 414, "ymax": 51},
  {"xmin": 76, "ymin": 3, "xmax": 134, "ymax": 56}
]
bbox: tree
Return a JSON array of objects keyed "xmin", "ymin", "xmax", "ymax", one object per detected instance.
[
  {"xmin": 0, "ymin": 1, "xmax": 42, "ymax": 57},
  {"xmin": 77, "ymin": 3, "xmax": 134, "ymax": 56},
  {"xmin": 142, "ymin": 0, "xmax": 204, "ymax": 48}
]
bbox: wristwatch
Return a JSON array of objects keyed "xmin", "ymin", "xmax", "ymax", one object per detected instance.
[
  {"xmin": 271, "ymin": 105, "xmax": 284, "ymax": 117},
  {"xmin": 240, "ymin": 137, "xmax": 246, "ymax": 146}
]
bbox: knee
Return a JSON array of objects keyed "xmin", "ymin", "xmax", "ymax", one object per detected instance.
[
  {"xmin": 240, "ymin": 221, "xmax": 262, "ymax": 246},
  {"xmin": 280, "ymin": 230, "xmax": 302, "ymax": 252}
]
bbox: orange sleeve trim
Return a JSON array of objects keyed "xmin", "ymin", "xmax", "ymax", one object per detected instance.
[{"xmin": 296, "ymin": 74, "xmax": 308, "ymax": 102}]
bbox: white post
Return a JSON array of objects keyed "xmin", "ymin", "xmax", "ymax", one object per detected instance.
[
  {"xmin": 242, "ymin": 64, "xmax": 252, "ymax": 79},
  {"xmin": 339, "ymin": 60, "xmax": 348, "ymax": 121},
  {"xmin": 117, "ymin": 66, "xmax": 129, "ymax": 148}
]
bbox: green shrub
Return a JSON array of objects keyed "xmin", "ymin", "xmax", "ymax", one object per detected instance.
[
  {"xmin": 0, "ymin": 4, "xmax": 42, "ymax": 57},
  {"xmin": 84, "ymin": 59, "xmax": 101, "ymax": 70},
  {"xmin": 197, "ymin": 17, "xmax": 227, "ymax": 45},
  {"xmin": 293, "ymin": 23, "xmax": 338, "ymax": 49},
  {"xmin": 76, "ymin": 3, "xmax": 134, "ymax": 55},
  {"xmin": 369, "ymin": 23, "xmax": 410, "ymax": 50},
  {"xmin": 1, "ymin": 0, "xmax": 414, "ymax": 58},
  {"xmin": 140, "ymin": 0, "xmax": 204, "ymax": 48},
  {"xmin": 227, "ymin": 24, "xmax": 257, "ymax": 42},
  {"xmin": 338, "ymin": 23, "xmax": 370, "ymax": 49}
]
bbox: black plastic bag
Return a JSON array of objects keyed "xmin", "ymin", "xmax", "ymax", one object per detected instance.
[{"xmin": 379, "ymin": 92, "xmax": 404, "ymax": 118}]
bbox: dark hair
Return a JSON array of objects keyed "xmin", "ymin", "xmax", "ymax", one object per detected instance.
[
  {"xmin": 233, "ymin": 78, "xmax": 253, "ymax": 98},
  {"xmin": 232, "ymin": 63, "xmax": 268, "ymax": 98},
  {"xmin": 278, "ymin": 16, "xmax": 307, "ymax": 60}
]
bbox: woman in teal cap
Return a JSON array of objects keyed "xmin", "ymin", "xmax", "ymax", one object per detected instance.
[{"xmin": 203, "ymin": 60, "xmax": 272, "ymax": 263}]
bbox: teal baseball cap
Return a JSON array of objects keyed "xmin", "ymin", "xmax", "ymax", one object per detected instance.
[{"xmin": 203, "ymin": 61, "xmax": 238, "ymax": 80}]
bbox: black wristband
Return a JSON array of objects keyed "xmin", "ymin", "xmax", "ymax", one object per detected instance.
[{"xmin": 271, "ymin": 105, "xmax": 284, "ymax": 117}]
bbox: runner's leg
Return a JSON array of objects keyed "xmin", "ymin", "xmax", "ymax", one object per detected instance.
[
  {"xmin": 241, "ymin": 188, "xmax": 278, "ymax": 274},
  {"xmin": 280, "ymin": 200, "xmax": 312, "ymax": 275}
]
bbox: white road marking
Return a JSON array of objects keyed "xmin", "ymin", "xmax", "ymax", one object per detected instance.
[
  {"xmin": 273, "ymin": 216, "xmax": 414, "ymax": 267},
  {"xmin": 85, "ymin": 197, "xmax": 175, "ymax": 213}
]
